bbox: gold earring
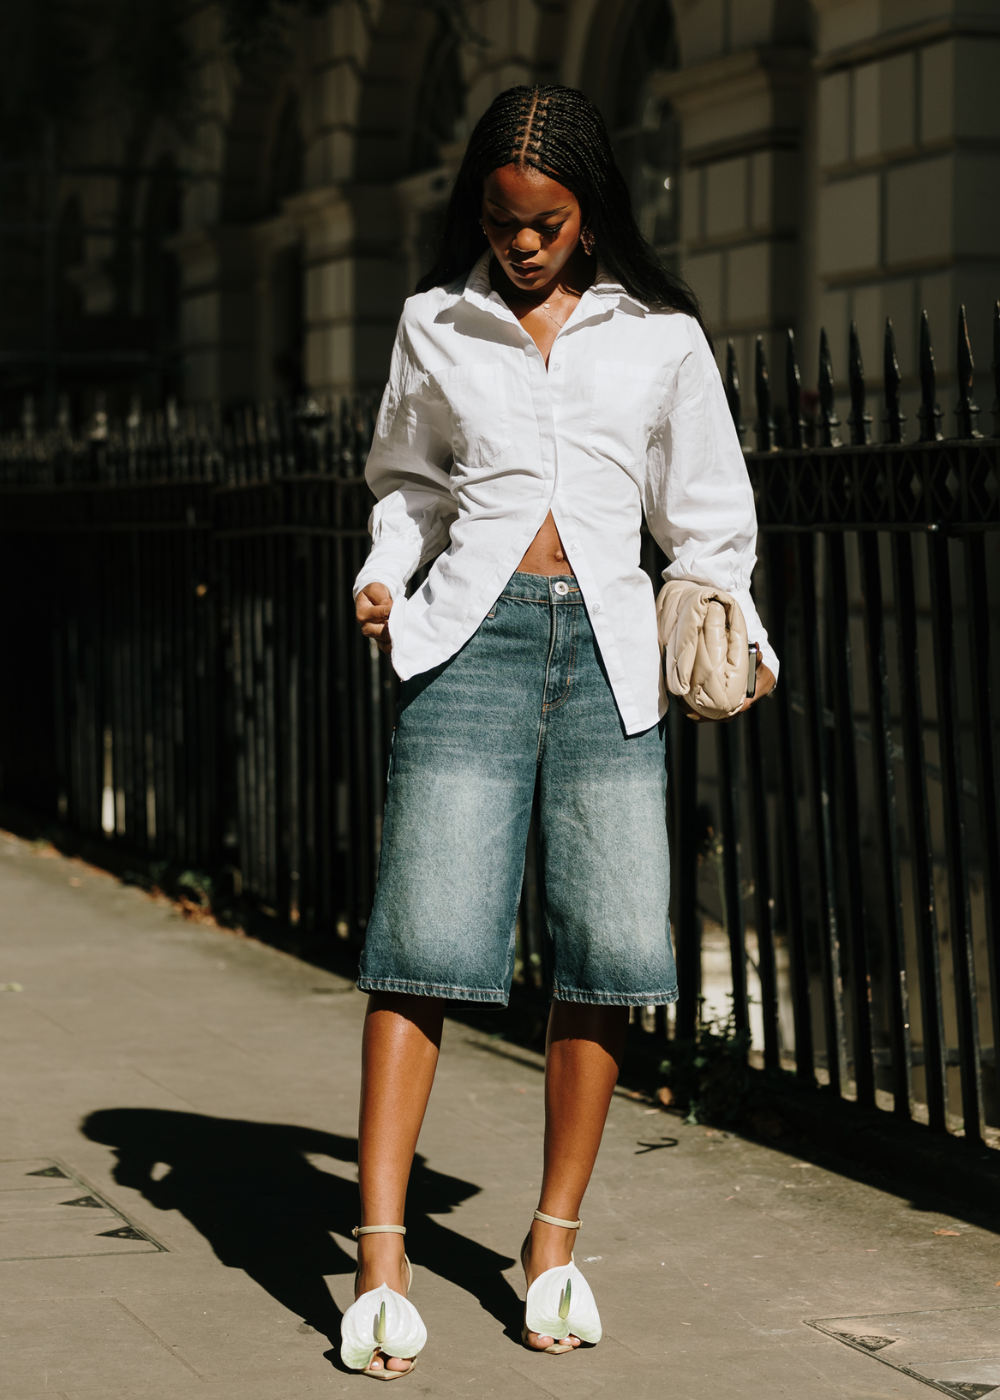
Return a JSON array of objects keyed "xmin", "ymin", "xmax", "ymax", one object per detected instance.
[{"xmin": 581, "ymin": 227, "xmax": 595, "ymax": 256}]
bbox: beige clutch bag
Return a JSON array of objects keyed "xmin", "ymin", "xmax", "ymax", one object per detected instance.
[{"xmin": 656, "ymin": 579, "xmax": 750, "ymax": 722}]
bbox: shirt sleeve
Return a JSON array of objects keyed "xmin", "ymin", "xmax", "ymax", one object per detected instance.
[
  {"xmin": 644, "ymin": 319, "xmax": 780, "ymax": 682},
  {"xmin": 353, "ymin": 310, "xmax": 457, "ymax": 602}
]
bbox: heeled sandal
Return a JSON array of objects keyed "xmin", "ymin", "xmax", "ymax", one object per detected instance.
[
  {"xmin": 521, "ymin": 1209, "xmax": 602, "ymax": 1354},
  {"xmin": 339, "ymin": 1225, "xmax": 427, "ymax": 1381}
]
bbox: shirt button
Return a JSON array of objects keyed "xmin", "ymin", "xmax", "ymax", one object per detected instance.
[
  {"xmin": 553, "ymin": 581, "xmax": 570, "ymax": 596},
  {"xmin": 592, "ymin": 602, "xmax": 601, "ymax": 613},
  {"xmin": 551, "ymin": 362, "xmax": 561, "ymax": 371}
]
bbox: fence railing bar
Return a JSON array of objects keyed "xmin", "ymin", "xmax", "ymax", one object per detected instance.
[
  {"xmin": 818, "ymin": 329, "xmax": 842, "ymax": 449},
  {"xmin": 848, "ymin": 322, "xmax": 873, "ymax": 448},
  {"xmin": 883, "ymin": 318, "xmax": 906, "ymax": 445},
  {"xmin": 786, "ymin": 329, "xmax": 806, "ymax": 451},
  {"xmin": 827, "ymin": 530, "xmax": 875, "ymax": 1108},
  {"xmin": 754, "ymin": 336, "xmax": 776, "ymax": 453},
  {"xmin": 991, "ymin": 301, "xmax": 1000, "ymax": 439},
  {"xmin": 674, "ymin": 717, "xmax": 701, "ymax": 1042},
  {"xmin": 797, "ymin": 531, "xmax": 848, "ymax": 1095},
  {"xmin": 765, "ymin": 533, "xmax": 814, "ymax": 1083},
  {"xmin": 955, "ymin": 305, "xmax": 982, "ymax": 441},
  {"xmin": 264, "ymin": 538, "xmax": 280, "ymax": 906},
  {"xmin": 859, "ymin": 530, "xmax": 914, "ymax": 1116},
  {"xmin": 962, "ymin": 529, "xmax": 1000, "ymax": 1119},
  {"xmin": 890, "ymin": 531, "xmax": 947, "ymax": 1129},
  {"xmin": 927, "ymin": 526, "xmax": 984, "ymax": 1144},
  {"xmin": 919, "ymin": 311, "xmax": 945, "ymax": 443},
  {"xmin": 746, "ymin": 700, "xmax": 780, "ymax": 1069},
  {"xmin": 725, "ymin": 339, "xmax": 746, "ymax": 448},
  {"xmin": 717, "ymin": 722, "xmax": 749, "ymax": 1035}
]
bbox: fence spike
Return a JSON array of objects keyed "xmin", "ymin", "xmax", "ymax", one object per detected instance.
[
  {"xmin": 955, "ymin": 303, "xmax": 982, "ymax": 439},
  {"xmin": 847, "ymin": 321, "xmax": 872, "ymax": 446},
  {"xmin": 785, "ymin": 328, "xmax": 806, "ymax": 449},
  {"xmin": 882, "ymin": 317, "xmax": 905, "ymax": 444},
  {"xmin": 818, "ymin": 328, "xmax": 842, "ymax": 447},
  {"xmin": 918, "ymin": 310, "xmax": 944, "ymax": 442},
  {"xmin": 754, "ymin": 336, "xmax": 777, "ymax": 451},
  {"xmin": 724, "ymin": 339, "xmax": 745, "ymax": 446},
  {"xmin": 992, "ymin": 300, "xmax": 1000, "ymax": 438}
]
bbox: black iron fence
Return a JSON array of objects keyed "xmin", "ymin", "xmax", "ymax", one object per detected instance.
[{"xmin": 1, "ymin": 302, "xmax": 998, "ymax": 1145}]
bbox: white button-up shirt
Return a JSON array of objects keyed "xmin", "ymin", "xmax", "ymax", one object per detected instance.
[{"xmin": 354, "ymin": 251, "xmax": 778, "ymax": 736}]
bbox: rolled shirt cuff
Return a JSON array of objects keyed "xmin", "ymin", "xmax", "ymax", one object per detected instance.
[{"xmin": 353, "ymin": 557, "xmax": 406, "ymax": 603}]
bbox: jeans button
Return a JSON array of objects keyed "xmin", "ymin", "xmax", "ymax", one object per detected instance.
[{"xmin": 553, "ymin": 581, "xmax": 569, "ymax": 596}]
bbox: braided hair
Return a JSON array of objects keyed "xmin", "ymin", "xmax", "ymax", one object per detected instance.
[{"xmin": 416, "ymin": 84, "xmax": 704, "ymax": 328}]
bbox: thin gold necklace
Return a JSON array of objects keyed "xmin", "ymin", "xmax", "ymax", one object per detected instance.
[{"xmin": 504, "ymin": 283, "xmax": 577, "ymax": 329}]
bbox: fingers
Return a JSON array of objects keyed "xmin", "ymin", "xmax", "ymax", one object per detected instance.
[
  {"xmin": 741, "ymin": 666, "xmax": 776, "ymax": 711},
  {"xmin": 355, "ymin": 585, "xmax": 394, "ymax": 655}
]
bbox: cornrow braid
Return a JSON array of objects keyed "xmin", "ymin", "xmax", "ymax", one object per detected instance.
[{"xmin": 416, "ymin": 84, "xmax": 705, "ymax": 332}]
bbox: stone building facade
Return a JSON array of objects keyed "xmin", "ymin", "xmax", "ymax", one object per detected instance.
[{"xmin": 9, "ymin": 0, "xmax": 1000, "ymax": 428}]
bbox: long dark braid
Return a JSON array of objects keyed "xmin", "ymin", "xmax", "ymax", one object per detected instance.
[{"xmin": 416, "ymin": 85, "xmax": 704, "ymax": 330}]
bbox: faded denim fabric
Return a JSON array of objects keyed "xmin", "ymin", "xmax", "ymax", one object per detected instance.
[{"xmin": 358, "ymin": 572, "xmax": 676, "ymax": 1007}]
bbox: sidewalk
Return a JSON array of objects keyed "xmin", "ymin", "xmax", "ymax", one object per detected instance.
[{"xmin": 2, "ymin": 830, "xmax": 999, "ymax": 1400}]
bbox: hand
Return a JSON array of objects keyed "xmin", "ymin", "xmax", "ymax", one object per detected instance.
[
  {"xmin": 356, "ymin": 582, "xmax": 393, "ymax": 654},
  {"xmin": 740, "ymin": 649, "xmax": 776, "ymax": 712},
  {"xmin": 675, "ymin": 648, "xmax": 776, "ymax": 722}
]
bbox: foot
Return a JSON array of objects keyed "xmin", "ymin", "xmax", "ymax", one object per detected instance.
[
  {"xmin": 522, "ymin": 1218, "xmax": 582, "ymax": 1351},
  {"xmin": 355, "ymin": 1232, "xmax": 413, "ymax": 1375}
]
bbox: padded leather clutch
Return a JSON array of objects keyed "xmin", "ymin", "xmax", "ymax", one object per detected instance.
[{"xmin": 656, "ymin": 579, "xmax": 750, "ymax": 722}]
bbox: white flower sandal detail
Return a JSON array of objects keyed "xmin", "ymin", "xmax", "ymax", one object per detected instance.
[
  {"xmin": 340, "ymin": 1225, "xmax": 426, "ymax": 1381},
  {"xmin": 521, "ymin": 1210, "xmax": 602, "ymax": 1354}
]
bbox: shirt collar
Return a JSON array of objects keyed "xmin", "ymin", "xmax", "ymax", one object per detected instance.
[{"xmin": 460, "ymin": 250, "xmax": 649, "ymax": 317}]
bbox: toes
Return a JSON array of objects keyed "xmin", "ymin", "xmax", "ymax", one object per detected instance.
[
  {"xmin": 369, "ymin": 1350, "xmax": 411, "ymax": 1374},
  {"xmin": 527, "ymin": 1331, "xmax": 556, "ymax": 1350}
]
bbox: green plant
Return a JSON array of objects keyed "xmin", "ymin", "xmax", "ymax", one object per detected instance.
[
  {"xmin": 177, "ymin": 869, "xmax": 213, "ymax": 908},
  {"xmin": 659, "ymin": 1001, "xmax": 751, "ymax": 1126}
]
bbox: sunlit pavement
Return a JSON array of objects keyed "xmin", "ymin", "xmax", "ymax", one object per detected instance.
[{"xmin": 2, "ymin": 829, "xmax": 998, "ymax": 1400}]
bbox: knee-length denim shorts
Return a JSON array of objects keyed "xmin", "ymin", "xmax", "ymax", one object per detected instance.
[{"xmin": 357, "ymin": 572, "xmax": 677, "ymax": 1006}]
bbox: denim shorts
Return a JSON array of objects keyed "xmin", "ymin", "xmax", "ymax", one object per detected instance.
[{"xmin": 358, "ymin": 572, "xmax": 676, "ymax": 1006}]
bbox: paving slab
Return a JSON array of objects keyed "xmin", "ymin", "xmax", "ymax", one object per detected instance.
[{"xmin": 2, "ymin": 830, "xmax": 1000, "ymax": 1398}]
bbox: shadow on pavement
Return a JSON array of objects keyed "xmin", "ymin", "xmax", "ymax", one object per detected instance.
[{"xmin": 81, "ymin": 1108, "xmax": 521, "ymax": 1350}]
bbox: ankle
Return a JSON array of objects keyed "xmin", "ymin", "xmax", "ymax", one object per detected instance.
[
  {"xmin": 356, "ymin": 1232, "xmax": 406, "ymax": 1290},
  {"xmin": 524, "ymin": 1219, "xmax": 576, "ymax": 1282}
]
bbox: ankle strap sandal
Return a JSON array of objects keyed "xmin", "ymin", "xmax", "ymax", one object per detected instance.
[
  {"xmin": 521, "ymin": 1209, "xmax": 601, "ymax": 1354},
  {"xmin": 340, "ymin": 1225, "xmax": 424, "ymax": 1381}
]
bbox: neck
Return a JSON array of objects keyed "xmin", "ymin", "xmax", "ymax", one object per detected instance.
[{"xmin": 490, "ymin": 247, "xmax": 594, "ymax": 306}]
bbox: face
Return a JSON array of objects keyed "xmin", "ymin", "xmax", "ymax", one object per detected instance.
[{"xmin": 481, "ymin": 164, "xmax": 583, "ymax": 292}]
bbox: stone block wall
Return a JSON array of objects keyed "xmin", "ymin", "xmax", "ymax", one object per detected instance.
[
  {"xmin": 813, "ymin": 4, "xmax": 1000, "ymax": 432},
  {"xmin": 44, "ymin": 0, "xmax": 998, "ymax": 418}
]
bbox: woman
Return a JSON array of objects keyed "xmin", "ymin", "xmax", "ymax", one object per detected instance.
[{"xmin": 342, "ymin": 84, "xmax": 777, "ymax": 1378}]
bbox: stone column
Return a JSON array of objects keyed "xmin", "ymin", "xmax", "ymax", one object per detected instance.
[{"xmin": 652, "ymin": 30, "xmax": 811, "ymax": 428}]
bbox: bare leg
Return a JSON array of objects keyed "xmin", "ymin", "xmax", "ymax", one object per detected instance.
[
  {"xmin": 523, "ymin": 1002, "xmax": 629, "ymax": 1350},
  {"xmin": 355, "ymin": 992, "xmax": 444, "ymax": 1373}
]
